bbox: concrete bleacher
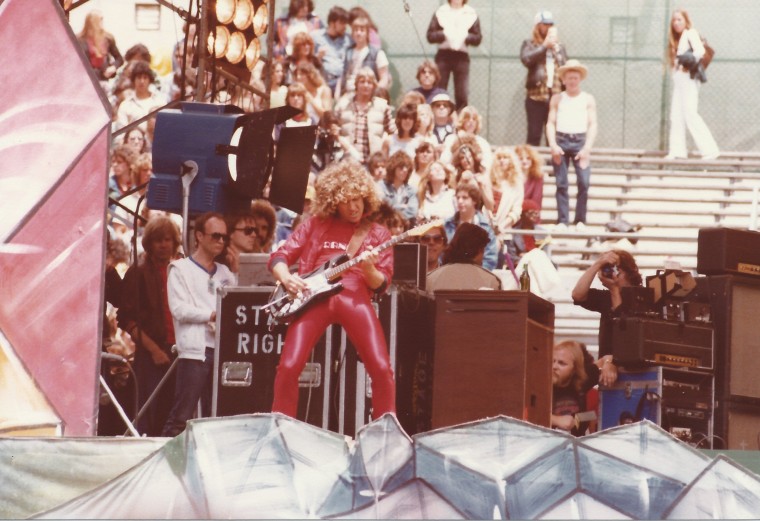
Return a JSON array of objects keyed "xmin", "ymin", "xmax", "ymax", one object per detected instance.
[{"xmin": 522, "ymin": 148, "xmax": 760, "ymax": 354}]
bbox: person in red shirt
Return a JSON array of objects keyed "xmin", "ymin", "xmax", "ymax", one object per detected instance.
[{"xmin": 267, "ymin": 160, "xmax": 396, "ymax": 418}]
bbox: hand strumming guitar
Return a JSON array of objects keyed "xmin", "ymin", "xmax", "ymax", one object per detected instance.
[{"xmin": 272, "ymin": 262, "xmax": 307, "ymax": 295}]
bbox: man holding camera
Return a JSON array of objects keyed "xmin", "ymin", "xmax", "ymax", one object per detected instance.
[{"xmin": 571, "ymin": 250, "xmax": 643, "ymax": 386}]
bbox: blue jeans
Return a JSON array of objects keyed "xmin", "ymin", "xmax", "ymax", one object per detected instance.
[
  {"xmin": 161, "ymin": 347, "xmax": 214, "ymax": 437},
  {"xmin": 525, "ymin": 97, "xmax": 550, "ymax": 146},
  {"xmin": 552, "ymin": 132, "xmax": 591, "ymax": 225}
]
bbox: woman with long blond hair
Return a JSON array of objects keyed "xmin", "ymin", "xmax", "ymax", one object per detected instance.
[
  {"xmin": 515, "ymin": 143, "xmax": 545, "ymax": 211},
  {"xmin": 417, "ymin": 160, "xmax": 455, "ymax": 221},
  {"xmin": 665, "ymin": 8, "xmax": 719, "ymax": 160},
  {"xmin": 293, "ymin": 62, "xmax": 333, "ymax": 121},
  {"xmin": 488, "ymin": 147, "xmax": 524, "ymax": 243},
  {"xmin": 415, "ymin": 104, "xmax": 438, "ymax": 148},
  {"xmin": 78, "ymin": 10, "xmax": 123, "ymax": 81},
  {"xmin": 440, "ymin": 105, "xmax": 493, "ymax": 170}
]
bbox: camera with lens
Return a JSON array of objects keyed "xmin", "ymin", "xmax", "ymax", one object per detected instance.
[{"xmin": 601, "ymin": 264, "xmax": 619, "ymax": 278}]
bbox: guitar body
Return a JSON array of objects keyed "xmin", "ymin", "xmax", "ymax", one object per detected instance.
[
  {"xmin": 263, "ymin": 219, "xmax": 443, "ymax": 325},
  {"xmin": 266, "ymin": 254, "xmax": 349, "ymax": 324}
]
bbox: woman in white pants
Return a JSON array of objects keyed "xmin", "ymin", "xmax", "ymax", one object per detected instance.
[{"xmin": 666, "ymin": 9, "xmax": 719, "ymax": 160}]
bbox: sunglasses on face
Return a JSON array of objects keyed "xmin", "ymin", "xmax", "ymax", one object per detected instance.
[
  {"xmin": 206, "ymin": 232, "xmax": 229, "ymax": 243},
  {"xmin": 234, "ymin": 226, "xmax": 258, "ymax": 236},
  {"xmin": 420, "ymin": 234, "xmax": 445, "ymax": 244}
]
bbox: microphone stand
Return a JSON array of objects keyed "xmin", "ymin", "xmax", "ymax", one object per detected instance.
[
  {"xmin": 124, "ymin": 355, "xmax": 180, "ymax": 437},
  {"xmin": 402, "ymin": 0, "xmax": 430, "ymax": 62},
  {"xmin": 180, "ymin": 160, "xmax": 199, "ymax": 255}
]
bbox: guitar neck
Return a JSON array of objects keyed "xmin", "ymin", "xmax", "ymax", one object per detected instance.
[{"xmin": 324, "ymin": 231, "xmax": 410, "ymax": 280}]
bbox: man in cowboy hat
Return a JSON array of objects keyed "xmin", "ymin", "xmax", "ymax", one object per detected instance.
[
  {"xmin": 520, "ymin": 9, "xmax": 568, "ymax": 146},
  {"xmin": 546, "ymin": 59, "xmax": 597, "ymax": 231}
]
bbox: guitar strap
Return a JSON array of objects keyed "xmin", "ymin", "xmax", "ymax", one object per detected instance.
[{"xmin": 346, "ymin": 220, "xmax": 372, "ymax": 258}]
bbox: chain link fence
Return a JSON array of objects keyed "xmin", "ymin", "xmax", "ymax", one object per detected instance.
[{"xmin": 310, "ymin": 0, "xmax": 760, "ymax": 152}]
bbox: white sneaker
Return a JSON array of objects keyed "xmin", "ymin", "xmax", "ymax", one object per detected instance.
[
  {"xmin": 554, "ymin": 223, "xmax": 568, "ymax": 231},
  {"xmin": 575, "ymin": 222, "xmax": 586, "ymax": 231}
]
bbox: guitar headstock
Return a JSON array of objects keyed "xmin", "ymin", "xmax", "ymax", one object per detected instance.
[{"xmin": 405, "ymin": 219, "xmax": 445, "ymax": 238}]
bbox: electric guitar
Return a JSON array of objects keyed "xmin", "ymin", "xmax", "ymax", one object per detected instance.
[{"xmin": 264, "ymin": 220, "xmax": 443, "ymax": 325}]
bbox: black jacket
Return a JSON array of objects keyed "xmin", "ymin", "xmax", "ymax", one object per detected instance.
[{"xmin": 520, "ymin": 39, "xmax": 567, "ymax": 90}]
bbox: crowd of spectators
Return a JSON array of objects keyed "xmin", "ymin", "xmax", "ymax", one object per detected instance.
[{"xmin": 85, "ymin": 2, "xmax": 629, "ymax": 437}]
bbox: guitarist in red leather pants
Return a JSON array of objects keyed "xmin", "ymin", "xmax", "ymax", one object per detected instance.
[{"xmin": 267, "ymin": 160, "xmax": 396, "ymax": 419}]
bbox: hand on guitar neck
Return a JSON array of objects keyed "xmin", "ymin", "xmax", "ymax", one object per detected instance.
[
  {"xmin": 265, "ymin": 220, "xmax": 444, "ymax": 324},
  {"xmin": 356, "ymin": 248, "xmax": 384, "ymax": 290}
]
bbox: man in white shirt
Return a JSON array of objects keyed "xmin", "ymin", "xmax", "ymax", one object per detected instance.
[
  {"xmin": 546, "ymin": 59, "xmax": 597, "ymax": 230},
  {"xmin": 115, "ymin": 60, "xmax": 165, "ymax": 134},
  {"xmin": 161, "ymin": 212, "xmax": 236, "ymax": 437}
]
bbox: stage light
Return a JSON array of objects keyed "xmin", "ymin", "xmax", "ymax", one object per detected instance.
[
  {"xmin": 245, "ymin": 38, "xmax": 261, "ymax": 71},
  {"xmin": 233, "ymin": 0, "xmax": 253, "ymax": 30},
  {"xmin": 208, "ymin": 25, "xmax": 230, "ymax": 58},
  {"xmin": 147, "ymin": 102, "xmax": 316, "ymax": 216},
  {"xmin": 215, "ymin": 0, "xmax": 235, "ymax": 24},
  {"xmin": 253, "ymin": 3, "xmax": 268, "ymax": 37},
  {"xmin": 226, "ymin": 31, "xmax": 246, "ymax": 64},
  {"xmin": 207, "ymin": 0, "xmax": 268, "ymax": 81}
]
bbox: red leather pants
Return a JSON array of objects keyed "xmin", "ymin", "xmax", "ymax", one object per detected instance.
[{"xmin": 272, "ymin": 283, "xmax": 396, "ymax": 419}]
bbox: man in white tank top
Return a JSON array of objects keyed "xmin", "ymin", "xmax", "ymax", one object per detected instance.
[{"xmin": 546, "ymin": 59, "xmax": 598, "ymax": 229}]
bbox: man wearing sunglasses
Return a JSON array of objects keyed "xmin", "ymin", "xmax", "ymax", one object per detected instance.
[
  {"xmin": 419, "ymin": 224, "xmax": 448, "ymax": 273},
  {"xmin": 162, "ymin": 212, "xmax": 236, "ymax": 437},
  {"xmin": 223, "ymin": 212, "xmax": 259, "ymax": 274}
]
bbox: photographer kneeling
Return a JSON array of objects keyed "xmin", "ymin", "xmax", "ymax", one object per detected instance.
[{"xmin": 571, "ymin": 249, "xmax": 643, "ymax": 387}]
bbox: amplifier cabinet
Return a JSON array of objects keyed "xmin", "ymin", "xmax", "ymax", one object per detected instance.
[
  {"xmin": 429, "ymin": 291, "xmax": 554, "ymax": 430},
  {"xmin": 600, "ymin": 367, "xmax": 714, "ymax": 447},
  {"xmin": 212, "ymin": 287, "xmax": 333, "ymax": 430},
  {"xmin": 393, "ymin": 243, "xmax": 427, "ymax": 290},
  {"xmin": 610, "ymin": 317, "xmax": 713, "ymax": 370},
  {"xmin": 702, "ymin": 275, "xmax": 760, "ymax": 402},
  {"xmin": 697, "ymin": 227, "xmax": 760, "ymax": 277},
  {"xmin": 716, "ymin": 400, "xmax": 760, "ymax": 450}
]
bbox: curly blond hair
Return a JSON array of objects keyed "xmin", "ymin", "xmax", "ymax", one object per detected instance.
[
  {"xmin": 489, "ymin": 147, "xmax": 523, "ymax": 187},
  {"xmin": 313, "ymin": 160, "xmax": 381, "ymax": 218}
]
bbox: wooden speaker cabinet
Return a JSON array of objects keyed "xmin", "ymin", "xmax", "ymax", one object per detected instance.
[
  {"xmin": 702, "ymin": 275, "xmax": 760, "ymax": 402},
  {"xmin": 719, "ymin": 400, "xmax": 760, "ymax": 450},
  {"xmin": 429, "ymin": 291, "xmax": 554, "ymax": 429}
]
